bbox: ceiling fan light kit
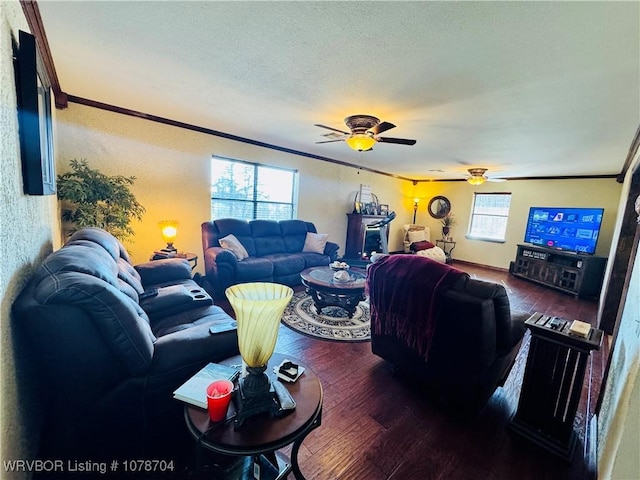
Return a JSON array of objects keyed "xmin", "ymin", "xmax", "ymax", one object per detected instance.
[
  {"xmin": 315, "ymin": 114, "xmax": 416, "ymax": 151},
  {"xmin": 467, "ymin": 168, "xmax": 488, "ymax": 185},
  {"xmin": 345, "ymin": 134, "xmax": 376, "ymax": 152}
]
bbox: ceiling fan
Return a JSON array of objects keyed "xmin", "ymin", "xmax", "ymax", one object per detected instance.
[
  {"xmin": 466, "ymin": 168, "xmax": 507, "ymax": 185},
  {"xmin": 314, "ymin": 115, "xmax": 417, "ymax": 151}
]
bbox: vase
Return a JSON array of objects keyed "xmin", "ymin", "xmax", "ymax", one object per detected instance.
[
  {"xmin": 442, "ymin": 226, "xmax": 450, "ymax": 239},
  {"xmin": 225, "ymin": 282, "xmax": 293, "ymax": 427}
]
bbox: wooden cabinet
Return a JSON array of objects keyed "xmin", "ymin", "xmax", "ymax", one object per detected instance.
[
  {"xmin": 510, "ymin": 244, "xmax": 606, "ymax": 298},
  {"xmin": 344, "ymin": 213, "xmax": 388, "ymax": 260},
  {"xmin": 510, "ymin": 312, "xmax": 603, "ymax": 460}
]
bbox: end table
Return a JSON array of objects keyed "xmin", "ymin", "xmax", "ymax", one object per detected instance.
[
  {"xmin": 435, "ymin": 239, "xmax": 456, "ymax": 263},
  {"xmin": 183, "ymin": 353, "xmax": 322, "ymax": 479},
  {"xmin": 151, "ymin": 251, "xmax": 198, "ymax": 270},
  {"xmin": 509, "ymin": 312, "xmax": 603, "ymax": 461}
]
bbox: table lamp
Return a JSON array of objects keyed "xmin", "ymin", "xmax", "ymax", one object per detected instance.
[
  {"xmin": 225, "ymin": 282, "xmax": 293, "ymax": 428},
  {"xmin": 159, "ymin": 220, "xmax": 179, "ymax": 253}
]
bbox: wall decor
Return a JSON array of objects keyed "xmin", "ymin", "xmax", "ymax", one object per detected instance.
[
  {"xmin": 15, "ymin": 30, "xmax": 55, "ymax": 195},
  {"xmin": 428, "ymin": 196, "xmax": 451, "ymax": 219},
  {"xmin": 352, "ymin": 188, "xmax": 379, "ymax": 214}
]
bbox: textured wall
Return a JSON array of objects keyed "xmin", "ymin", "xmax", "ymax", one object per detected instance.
[
  {"xmin": 598, "ymin": 243, "xmax": 640, "ymax": 478},
  {"xmin": 1, "ymin": 2, "xmax": 61, "ymax": 478},
  {"xmin": 597, "ymin": 158, "xmax": 640, "ymax": 478}
]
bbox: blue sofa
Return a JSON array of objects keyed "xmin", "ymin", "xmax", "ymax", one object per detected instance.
[{"xmin": 202, "ymin": 219, "xmax": 340, "ymax": 298}]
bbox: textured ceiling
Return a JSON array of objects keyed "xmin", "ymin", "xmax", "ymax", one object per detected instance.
[{"xmin": 38, "ymin": 1, "xmax": 639, "ymax": 181}]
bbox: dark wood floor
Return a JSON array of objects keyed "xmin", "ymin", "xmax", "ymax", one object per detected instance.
[{"xmin": 216, "ymin": 262, "xmax": 604, "ymax": 480}]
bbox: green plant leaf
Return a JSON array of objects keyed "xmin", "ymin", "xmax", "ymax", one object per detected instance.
[{"xmin": 57, "ymin": 159, "xmax": 145, "ymax": 241}]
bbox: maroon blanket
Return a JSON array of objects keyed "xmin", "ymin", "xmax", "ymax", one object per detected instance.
[{"xmin": 367, "ymin": 254, "xmax": 468, "ymax": 360}]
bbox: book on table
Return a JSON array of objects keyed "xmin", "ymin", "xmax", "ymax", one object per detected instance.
[{"xmin": 173, "ymin": 362, "xmax": 241, "ymax": 409}]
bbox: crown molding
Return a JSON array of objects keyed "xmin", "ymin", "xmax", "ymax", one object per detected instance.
[{"xmin": 20, "ymin": 1, "xmax": 67, "ymax": 108}]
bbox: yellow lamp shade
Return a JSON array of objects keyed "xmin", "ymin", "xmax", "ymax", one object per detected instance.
[
  {"xmin": 467, "ymin": 176, "xmax": 486, "ymax": 185},
  {"xmin": 345, "ymin": 134, "xmax": 376, "ymax": 151},
  {"xmin": 225, "ymin": 282, "xmax": 293, "ymax": 368},
  {"xmin": 159, "ymin": 220, "xmax": 179, "ymax": 243}
]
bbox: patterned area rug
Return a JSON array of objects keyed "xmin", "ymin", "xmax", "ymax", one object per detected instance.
[{"xmin": 281, "ymin": 291, "xmax": 370, "ymax": 342}]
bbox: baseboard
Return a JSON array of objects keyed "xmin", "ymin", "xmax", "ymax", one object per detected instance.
[{"xmin": 454, "ymin": 259, "xmax": 510, "ymax": 272}]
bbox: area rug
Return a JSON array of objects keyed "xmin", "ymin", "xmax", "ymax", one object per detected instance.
[{"xmin": 281, "ymin": 291, "xmax": 370, "ymax": 342}]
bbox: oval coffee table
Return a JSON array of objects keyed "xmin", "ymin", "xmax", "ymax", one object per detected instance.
[
  {"xmin": 300, "ymin": 266, "xmax": 367, "ymax": 319},
  {"xmin": 184, "ymin": 353, "xmax": 322, "ymax": 480}
]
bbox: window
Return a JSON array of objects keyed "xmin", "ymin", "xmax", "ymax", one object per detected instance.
[
  {"xmin": 211, "ymin": 156, "xmax": 298, "ymax": 221},
  {"xmin": 467, "ymin": 193, "xmax": 512, "ymax": 242}
]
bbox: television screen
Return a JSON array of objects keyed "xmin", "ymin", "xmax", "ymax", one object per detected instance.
[{"xmin": 524, "ymin": 207, "xmax": 604, "ymax": 255}]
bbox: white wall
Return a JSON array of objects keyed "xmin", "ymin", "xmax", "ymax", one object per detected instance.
[{"xmin": 1, "ymin": 1, "xmax": 62, "ymax": 478}]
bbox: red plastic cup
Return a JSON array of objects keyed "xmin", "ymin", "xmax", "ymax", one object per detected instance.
[{"xmin": 206, "ymin": 380, "xmax": 234, "ymax": 422}]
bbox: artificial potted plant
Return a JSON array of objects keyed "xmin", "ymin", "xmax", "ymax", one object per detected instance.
[
  {"xmin": 441, "ymin": 212, "xmax": 456, "ymax": 239},
  {"xmin": 57, "ymin": 159, "xmax": 145, "ymax": 241}
]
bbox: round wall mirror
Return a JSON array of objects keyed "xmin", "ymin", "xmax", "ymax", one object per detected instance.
[{"xmin": 428, "ymin": 196, "xmax": 451, "ymax": 219}]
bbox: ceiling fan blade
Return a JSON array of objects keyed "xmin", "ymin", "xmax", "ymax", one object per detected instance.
[
  {"xmin": 315, "ymin": 139, "xmax": 345, "ymax": 144},
  {"xmin": 376, "ymin": 136, "xmax": 417, "ymax": 146},
  {"xmin": 487, "ymin": 178, "xmax": 507, "ymax": 182},
  {"xmin": 369, "ymin": 121, "xmax": 396, "ymax": 135},
  {"xmin": 314, "ymin": 124, "xmax": 351, "ymax": 135}
]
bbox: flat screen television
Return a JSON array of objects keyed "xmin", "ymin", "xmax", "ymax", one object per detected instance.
[{"xmin": 523, "ymin": 207, "xmax": 604, "ymax": 255}]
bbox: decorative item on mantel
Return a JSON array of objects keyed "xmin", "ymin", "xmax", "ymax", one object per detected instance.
[
  {"xmin": 441, "ymin": 212, "xmax": 456, "ymax": 239},
  {"xmin": 352, "ymin": 183, "xmax": 379, "ymax": 214}
]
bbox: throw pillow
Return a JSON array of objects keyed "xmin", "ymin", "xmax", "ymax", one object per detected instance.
[
  {"xmin": 302, "ymin": 232, "xmax": 329, "ymax": 254},
  {"xmin": 219, "ymin": 234, "xmax": 249, "ymax": 261},
  {"xmin": 408, "ymin": 229, "xmax": 427, "ymax": 244},
  {"xmin": 411, "ymin": 240, "xmax": 435, "ymax": 252}
]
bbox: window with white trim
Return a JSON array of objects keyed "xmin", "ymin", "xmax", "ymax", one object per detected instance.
[
  {"xmin": 211, "ymin": 156, "xmax": 298, "ymax": 221},
  {"xmin": 467, "ymin": 193, "xmax": 512, "ymax": 242}
]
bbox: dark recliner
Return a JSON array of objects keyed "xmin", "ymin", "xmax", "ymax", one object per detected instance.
[
  {"xmin": 367, "ymin": 254, "xmax": 528, "ymax": 416},
  {"xmin": 12, "ymin": 228, "xmax": 240, "ymax": 462}
]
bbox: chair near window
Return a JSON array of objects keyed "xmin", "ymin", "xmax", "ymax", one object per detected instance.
[
  {"xmin": 402, "ymin": 224, "xmax": 447, "ymax": 263},
  {"xmin": 403, "ymin": 224, "xmax": 428, "ymax": 252}
]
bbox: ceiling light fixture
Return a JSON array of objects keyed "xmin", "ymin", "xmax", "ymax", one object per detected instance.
[
  {"xmin": 467, "ymin": 168, "xmax": 488, "ymax": 185},
  {"xmin": 345, "ymin": 134, "xmax": 376, "ymax": 152}
]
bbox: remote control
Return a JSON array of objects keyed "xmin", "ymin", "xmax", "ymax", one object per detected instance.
[
  {"xmin": 273, "ymin": 380, "xmax": 296, "ymax": 411},
  {"xmin": 548, "ymin": 317, "xmax": 564, "ymax": 330},
  {"xmin": 139, "ymin": 288, "xmax": 158, "ymax": 300}
]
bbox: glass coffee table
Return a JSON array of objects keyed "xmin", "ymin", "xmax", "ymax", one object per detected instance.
[
  {"xmin": 183, "ymin": 353, "xmax": 322, "ymax": 480},
  {"xmin": 300, "ymin": 266, "xmax": 367, "ymax": 319}
]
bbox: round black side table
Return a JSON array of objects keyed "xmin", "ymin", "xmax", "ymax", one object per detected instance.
[{"xmin": 184, "ymin": 353, "xmax": 322, "ymax": 479}]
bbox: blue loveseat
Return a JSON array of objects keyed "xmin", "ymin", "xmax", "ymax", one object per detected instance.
[{"xmin": 202, "ymin": 218, "xmax": 340, "ymax": 298}]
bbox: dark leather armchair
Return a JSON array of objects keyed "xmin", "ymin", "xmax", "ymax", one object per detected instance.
[
  {"xmin": 12, "ymin": 228, "xmax": 240, "ymax": 461},
  {"xmin": 367, "ymin": 254, "xmax": 527, "ymax": 415}
]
